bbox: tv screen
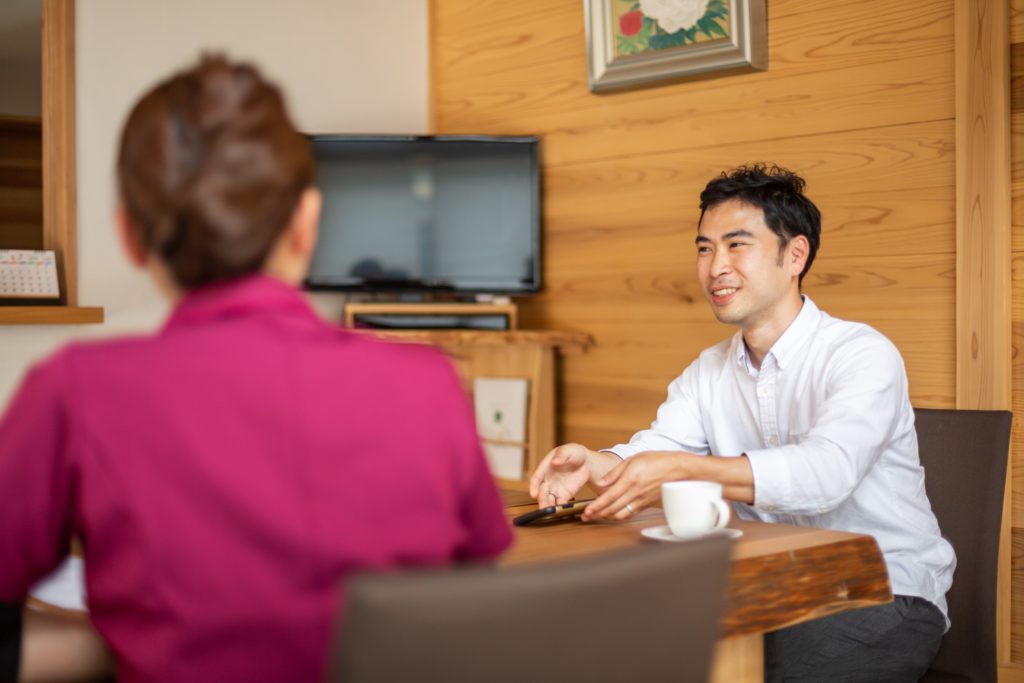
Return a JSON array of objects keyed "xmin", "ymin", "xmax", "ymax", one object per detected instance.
[{"xmin": 305, "ymin": 135, "xmax": 541, "ymax": 294}]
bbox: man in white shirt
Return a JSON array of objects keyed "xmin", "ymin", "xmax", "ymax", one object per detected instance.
[{"xmin": 530, "ymin": 164, "xmax": 953, "ymax": 681}]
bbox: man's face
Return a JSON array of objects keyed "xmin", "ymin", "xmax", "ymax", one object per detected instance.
[{"xmin": 696, "ymin": 200, "xmax": 803, "ymax": 330}]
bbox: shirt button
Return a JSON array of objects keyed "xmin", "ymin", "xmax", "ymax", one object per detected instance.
[{"xmin": 768, "ymin": 436, "xmax": 778, "ymax": 446}]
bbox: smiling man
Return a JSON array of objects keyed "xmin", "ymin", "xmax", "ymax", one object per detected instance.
[{"xmin": 529, "ymin": 164, "xmax": 954, "ymax": 681}]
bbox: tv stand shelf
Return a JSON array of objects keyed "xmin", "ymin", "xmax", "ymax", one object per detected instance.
[
  {"xmin": 344, "ymin": 302, "xmax": 519, "ymax": 331},
  {"xmin": 356, "ymin": 327, "xmax": 591, "ymax": 489}
]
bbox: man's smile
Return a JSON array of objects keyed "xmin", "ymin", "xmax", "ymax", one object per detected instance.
[{"xmin": 710, "ymin": 285, "xmax": 740, "ymax": 304}]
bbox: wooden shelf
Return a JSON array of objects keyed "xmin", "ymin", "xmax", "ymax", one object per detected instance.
[
  {"xmin": 0, "ymin": 305, "xmax": 104, "ymax": 325},
  {"xmin": 360, "ymin": 329, "xmax": 592, "ymax": 355}
]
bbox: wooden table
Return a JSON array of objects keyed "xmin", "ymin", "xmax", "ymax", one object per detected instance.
[{"xmin": 501, "ymin": 491, "xmax": 892, "ymax": 683}]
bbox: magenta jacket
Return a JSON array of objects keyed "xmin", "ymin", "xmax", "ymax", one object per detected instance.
[{"xmin": 0, "ymin": 275, "xmax": 512, "ymax": 682}]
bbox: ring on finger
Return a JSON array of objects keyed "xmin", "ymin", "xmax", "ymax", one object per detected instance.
[{"xmin": 625, "ymin": 503, "xmax": 635, "ymax": 514}]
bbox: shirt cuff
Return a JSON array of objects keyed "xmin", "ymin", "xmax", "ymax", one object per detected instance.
[
  {"xmin": 602, "ymin": 445, "xmax": 639, "ymax": 460},
  {"xmin": 744, "ymin": 447, "xmax": 793, "ymax": 512},
  {"xmin": 0, "ymin": 601, "xmax": 22, "ymax": 682}
]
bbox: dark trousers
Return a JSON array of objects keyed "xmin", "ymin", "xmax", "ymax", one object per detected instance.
[{"xmin": 764, "ymin": 595, "xmax": 945, "ymax": 683}]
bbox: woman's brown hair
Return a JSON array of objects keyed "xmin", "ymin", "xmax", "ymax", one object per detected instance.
[{"xmin": 117, "ymin": 55, "xmax": 315, "ymax": 288}]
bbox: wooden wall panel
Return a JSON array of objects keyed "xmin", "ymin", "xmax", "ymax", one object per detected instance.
[
  {"xmin": 433, "ymin": 0, "xmax": 956, "ymax": 445},
  {"xmin": 1011, "ymin": 1, "xmax": 1024, "ymax": 661},
  {"xmin": 41, "ymin": 0, "xmax": 77, "ymax": 305},
  {"xmin": 1014, "ymin": 0, "xmax": 1024, "ymax": 43}
]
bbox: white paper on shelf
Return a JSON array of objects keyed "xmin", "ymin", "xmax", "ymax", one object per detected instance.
[
  {"xmin": 473, "ymin": 377, "xmax": 528, "ymax": 443},
  {"xmin": 482, "ymin": 442, "xmax": 525, "ymax": 480}
]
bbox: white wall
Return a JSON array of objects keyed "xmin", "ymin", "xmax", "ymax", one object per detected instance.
[{"xmin": 0, "ymin": 0, "xmax": 429, "ymax": 409}]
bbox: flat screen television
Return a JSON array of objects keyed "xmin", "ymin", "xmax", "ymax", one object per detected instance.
[{"xmin": 305, "ymin": 135, "xmax": 541, "ymax": 295}]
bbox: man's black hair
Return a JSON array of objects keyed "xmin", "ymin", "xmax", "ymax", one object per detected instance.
[{"xmin": 698, "ymin": 164, "xmax": 821, "ymax": 285}]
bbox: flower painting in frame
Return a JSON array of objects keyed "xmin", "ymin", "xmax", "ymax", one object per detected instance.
[{"xmin": 585, "ymin": 0, "xmax": 767, "ymax": 92}]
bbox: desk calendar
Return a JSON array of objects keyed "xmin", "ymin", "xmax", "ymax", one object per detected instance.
[{"xmin": 0, "ymin": 250, "xmax": 61, "ymax": 299}]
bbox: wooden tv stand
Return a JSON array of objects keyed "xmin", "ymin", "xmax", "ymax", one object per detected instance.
[
  {"xmin": 350, "ymin": 315, "xmax": 591, "ymax": 490},
  {"xmin": 344, "ymin": 302, "xmax": 518, "ymax": 331}
]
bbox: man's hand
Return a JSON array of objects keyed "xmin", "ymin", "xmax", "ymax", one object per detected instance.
[
  {"xmin": 582, "ymin": 450, "xmax": 756, "ymax": 521},
  {"xmin": 529, "ymin": 443, "xmax": 593, "ymax": 507},
  {"xmin": 581, "ymin": 451, "xmax": 687, "ymax": 522}
]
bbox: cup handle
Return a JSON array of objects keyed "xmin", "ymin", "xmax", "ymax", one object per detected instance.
[{"xmin": 710, "ymin": 498, "xmax": 731, "ymax": 529}]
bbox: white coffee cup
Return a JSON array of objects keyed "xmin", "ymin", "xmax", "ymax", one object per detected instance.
[{"xmin": 661, "ymin": 480, "xmax": 731, "ymax": 538}]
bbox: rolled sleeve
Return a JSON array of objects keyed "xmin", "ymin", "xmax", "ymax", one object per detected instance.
[{"xmin": 746, "ymin": 336, "xmax": 906, "ymax": 515}]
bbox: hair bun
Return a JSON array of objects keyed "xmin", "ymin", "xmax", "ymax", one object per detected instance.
[{"xmin": 117, "ymin": 54, "xmax": 315, "ymax": 289}]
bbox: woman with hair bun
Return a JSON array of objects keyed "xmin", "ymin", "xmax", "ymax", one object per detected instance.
[{"xmin": 0, "ymin": 55, "xmax": 512, "ymax": 683}]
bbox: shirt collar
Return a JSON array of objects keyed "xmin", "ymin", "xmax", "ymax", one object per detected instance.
[
  {"xmin": 162, "ymin": 274, "xmax": 318, "ymax": 331},
  {"xmin": 732, "ymin": 296, "xmax": 821, "ymax": 372}
]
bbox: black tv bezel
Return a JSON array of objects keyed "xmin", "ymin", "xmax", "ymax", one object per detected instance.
[{"xmin": 303, "ymin": 134, "xmax": 542, "ymax": 296}]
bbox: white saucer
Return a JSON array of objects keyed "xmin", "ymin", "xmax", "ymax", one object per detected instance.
[{"xmin": 640, "ymin": 525, "xmax": 743, "ymax": 542}]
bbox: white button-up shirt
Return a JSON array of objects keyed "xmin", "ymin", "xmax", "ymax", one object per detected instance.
[{"xmin": 608, "ymin": 297, "xmax": 955, "ymax": 624}]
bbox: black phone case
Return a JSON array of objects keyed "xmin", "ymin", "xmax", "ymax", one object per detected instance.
[{"xmin": 512, "ymin": 501, "xmax": 591, "ymax": 526}]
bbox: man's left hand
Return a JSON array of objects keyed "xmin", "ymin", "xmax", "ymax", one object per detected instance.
[{"xmin": 581, "ymin": 451, "xmax": 691, "ymax": 521}]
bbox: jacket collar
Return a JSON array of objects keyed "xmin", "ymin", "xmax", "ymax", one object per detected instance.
[{"xmin": 162, "ymin": 275, "xmax": 317, "ymax": 331}]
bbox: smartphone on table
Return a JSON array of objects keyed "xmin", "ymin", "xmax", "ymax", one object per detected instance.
[{"xmin": 512, "ymin": 499, "xmax": 593, "ymax": 526}]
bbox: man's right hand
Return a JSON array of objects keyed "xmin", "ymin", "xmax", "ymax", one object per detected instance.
[{"xmin": 528, "ymin": 443, "xmax": 596, "ymax": 508}]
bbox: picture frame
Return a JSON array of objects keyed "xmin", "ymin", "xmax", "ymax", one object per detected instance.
[{"xmin": 585, "ymin": 0, "xmax": 768, "ymax": 93}]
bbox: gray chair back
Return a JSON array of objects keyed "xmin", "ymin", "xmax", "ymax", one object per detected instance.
[
  {"xmin": 914, "ymin": 408, "xmax": 1011, "ymax": 683},
  {"xmin": 330, "ymin": 536, "xmax": 732, "ymax": 683}
]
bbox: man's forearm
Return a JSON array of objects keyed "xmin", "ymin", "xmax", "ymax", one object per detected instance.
[{"xmin": 681, "ymin": 452, "xmax": 755, "ymax": 504}]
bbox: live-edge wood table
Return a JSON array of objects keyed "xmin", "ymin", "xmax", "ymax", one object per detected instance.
[{"xmin": 500, "ymin": 490, "xmax": 892, "ymax": 683}]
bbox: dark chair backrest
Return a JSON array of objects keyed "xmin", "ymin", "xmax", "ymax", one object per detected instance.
[
  {"xmin": 914, "ymin": 408, "xmax": 1011, "ymax": 683},
  {"xmin": 330, "ymin": 536, "xmax": 732, "ymax": 683}
]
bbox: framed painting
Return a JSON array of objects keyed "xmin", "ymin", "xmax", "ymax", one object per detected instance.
[{"xmin": 585, "ymin": 0, "xmax": 767, "ymax": 92}]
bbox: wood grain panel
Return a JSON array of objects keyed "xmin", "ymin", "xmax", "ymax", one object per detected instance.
[
  {"xmin": 1008, "ymin": 250, "xmax": 1024, "ymax": 530},
  {"xmin": 434, "ymin": 0, "xmax": 953, "ymax": 166},
  {"xmin": 957, "ymin": 0, "xmax": 1011, "ymax": 665},
  {"xmin": 440, "ymin": 52, "xmax": 953, "ymax": 167},
  {"xmin": 540, "ymin": 120, "xmax": 956, "ymax": 261},
  {"xmin": 955, "ymin": 0, "xmax": 1012, "ymax": 411},
  {"xmin": 41, "ymin": 0, "xmax": 77, "ymax": 306},
  {"xmin": 1013, "ymin": 0, "xmax": 1024, "ymax": 661},
  {"xmin": 710, "ymin": 637, "xmax": 762, "ymax": 683},
  {"xmin": 1011, "ymin": 112, "xmax": 1024, "ymax": 257},
  {"xmin": 0, "ymin": 306, "xmax": 102, "ymax": 324},
  {"xmin": 1014, "ymin": 528, "xmax": 1024, "ymax": 666},
  {"xmin": 434, "ymin": 0, "xmax": 951, "ymax": 84},
  {"xmin": 1014, "ymin": 0, "xmax": 1024, "ymax": 44},
  {"xmin": 1013, "ymin": 43, "xmax": 1024, "ymax": 113}
]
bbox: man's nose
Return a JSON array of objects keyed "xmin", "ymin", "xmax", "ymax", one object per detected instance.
[{"xmin": 710, "ymin": 249, "xmax": 731, "ymax": 277}]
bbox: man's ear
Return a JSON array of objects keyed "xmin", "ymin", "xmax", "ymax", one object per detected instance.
[
  {"xmin": 788, "ymin": 235, "xmax": 809, "ymax": 277},
  {"xmin": 115, "ymin": 206, "xmax": 148, "ymax": 268}
]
